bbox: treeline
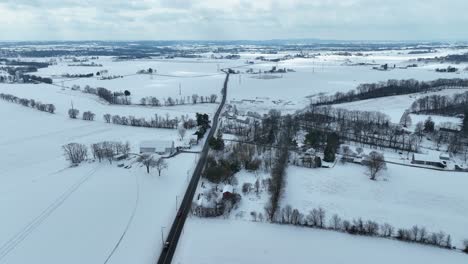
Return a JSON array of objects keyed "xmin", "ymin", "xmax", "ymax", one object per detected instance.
[
  {"xmin": 62, "ymin": 141, "xmax": 130, "ymax": 165},
  {"xmin": 83, "ymin": 86, "xmax": 131, "ymax": 105},
  {"xmin": 0, "ymin": 93, "xmax": 55, "ymax": 113},
  {"xmin": 411, "ymin": 90, "xmax": 468, "ymax": 115},
  {"xmin": 251, "ymin": 205, "xmax": 462, "ymax": 251},
  {"xmin": 298, "ymin": 106, "xmax": 418, "ymax": 152},
  {"xmin": 63, "ymin": 73, "xmax": 94, "ymax": 78},
  {"xmin": 21, "ymin": 74, "xmax": 53, "ymax": 84},
  {"xmin": 313, "ymin": 79, "xmax": 468, "ymax": 106},
  {"xmin": 104, "ymin": 113, "xmax": 197, "ymax": 130},
  {"xmin": 140, "ymin": 94, "xmax": 218, "ymax": 107},
  {"xmin": 5, "ymin": 60, "xmax": 50, "ymax": 68}
]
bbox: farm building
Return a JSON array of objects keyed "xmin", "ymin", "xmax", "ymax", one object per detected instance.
[
  {"xmin": 411, "ymin": 152, "xmax": 447, "ymax": 168},
  {"xmin": 139, "ymin": 140, "xmax": 175, "ymax": 155}
]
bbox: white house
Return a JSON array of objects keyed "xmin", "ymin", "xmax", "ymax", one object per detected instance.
[{"xmin": 139, "ymin": 140, "xmax": 175, "ymax": 155}]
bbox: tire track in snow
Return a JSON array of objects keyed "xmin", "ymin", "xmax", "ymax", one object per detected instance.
[
  {"xmin": 102, "ymin": 172, "xmax": 140, "ymax": 264},
  {"xmin": 0, "ymin": 165, "xmax": 102, "ymax": 262}
]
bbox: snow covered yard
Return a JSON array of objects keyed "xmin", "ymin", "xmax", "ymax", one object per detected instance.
[
  {"xmin": 174, "ymin": 218, "xmax": 468, "ymax": 264},
  {"xmin": 0, "ymin": 100, "xmax": 199, "ymax": 263},
  {"xmin": 282, "ymin": 163, "xmax": 468, "ymax": 247}
]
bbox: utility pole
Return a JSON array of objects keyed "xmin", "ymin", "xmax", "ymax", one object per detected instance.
[
  {"xmin": 161, "ymin": 227, "xmax": 166, "ymax": 246},
  {"xmin": 179, "ymin": 83, "xmax": 181, "ymax": 96}
]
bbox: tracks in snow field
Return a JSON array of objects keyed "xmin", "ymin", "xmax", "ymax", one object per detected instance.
[{"xmin": 0, "ymin": 165, "xmax": 101, "ymax": 262}]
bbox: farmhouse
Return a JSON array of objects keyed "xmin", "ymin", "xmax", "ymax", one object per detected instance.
[
  {"xmin": 139, "ymin": 140, "xmax": 175, "ymax": 155},
  {"xmin": 411, "ymin": 153, "xmax": 447, "ymax": 168}
]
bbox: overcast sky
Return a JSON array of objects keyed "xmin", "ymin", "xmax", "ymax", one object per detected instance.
[{"xmin": 1, "ymin": 0, "xmax": 467, "ymax": 41}]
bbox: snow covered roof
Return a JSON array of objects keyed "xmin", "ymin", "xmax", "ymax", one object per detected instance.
[
  {"xmin": 222, "ymin": 185, "xmax": 234, "ymax": 194},
  {"xmin": 440, "ymin": 153, "xmax": 450, "ymax": 160},
  {"xmin": 140, "ymin": 140, "xmax": 173, "ymax": 149},
  {"xmin": 413, "ymin": 152, "xmax": 441, "ymax": 163}
]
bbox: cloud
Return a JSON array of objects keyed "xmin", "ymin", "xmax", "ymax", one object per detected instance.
[{"xmin": 0, "ymin": 0, "xmax": 467, "ymax": 41}]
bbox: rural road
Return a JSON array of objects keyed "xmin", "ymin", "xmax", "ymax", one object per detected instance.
[{"xmin": 156, "ymin": 71, "xmax": 230, "ymax": 264}]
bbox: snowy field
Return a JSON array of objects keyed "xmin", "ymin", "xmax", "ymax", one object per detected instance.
[
  {"xmin": 0, "ymin": 96, "xmax": 198, "ymax": 263},
  {"xmin": 333, "ymin": 88, "xmax": 467, "ymax": 123},
  {"xmin": 282, "ymin": 163, "xmax": 468, "ymax": 247},
  {"xmin": 174, "ymin": 218, "xmax": 468, "ymax": 264},
  {"xmin": 227, "ymin": 49, "xmax": 468, "ymax": 114},
  {"xmin": 0, "ymin": 82, "xmax": 219, "ymax": 121}
]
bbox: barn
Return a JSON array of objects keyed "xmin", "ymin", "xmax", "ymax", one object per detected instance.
[{"xmin": 139, "ymin": 140, "xmax": 175, "ymax": 155}]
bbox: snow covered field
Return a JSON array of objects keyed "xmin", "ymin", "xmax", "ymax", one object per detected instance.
[
  {"xmin": 0, "ymin": 92, "xmax": 198, "ymax": 263},
  {"xmin": 282, "ymin": 163, "xmax": 468, "ymax": 247},
  {"xmin": 174, "ymin": 218, "xmax": 468, "ymax": 264},
  {"xmin": 227, "ymin": 49, "xmax": 468, "ymax": 114},
  {"xmin": 333, "ymin": 88, "xmax": 467, "ymax": 123}
]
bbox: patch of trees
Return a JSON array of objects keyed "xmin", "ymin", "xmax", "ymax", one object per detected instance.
[
  {"xmin": 313, "ymin": 79, "xmax": 468, "ymax": 106},
  {"xmin": 82, "ymin": 111, "xmax": 95, "ymax": 121},
  {"xmin": 209, "ymin": 130, "xmax": 225, "ymax": 151},
  {"xmin": 265, "ymin": 124, "xmax": 292, "ymax": 221},
  {"xmin": 194, "ymin": 113, "xmax": 211, "ymax": 142},
  {"xmin": 254, "ymin": 205, "xmax": 459, "ymax": 251},
  {"xmin": 410, "ymin": 90, "xmax": 468, "ymax": 115},
  {"xmin": 435, "ymin": 66, "xmax": 458, "ymax": 73},
  {"xmin": 107, "ymin": 113, "xmax": 181, "ymax": 129},
  {"xmin": 21, "ymin": 74, "xmax": 53, "ymax": 84},
  {"xmin": 91, "ymin": 141, "xmax": 130, "ymax": 164},
  {"xmin": 63, "ymin": 141, "xmax": 131, "ymax": 165},
  {"xmin": 139, "ymin": 94, "xmax": 218, "ymax": 107},
  {"xmin": 137, "ymin": 154, "xmax": 168, "ymax": 175},
  {"xmin": 62, "ymin": 73, "xmax": 94, "ymax": 78},
  {"xmin": 0, "ymin": 93, "xmax": 55, "ymax": 113},
  {"xmin": 299, "ymin": 106, "xmax": 418, "ymax": 152},
  {"xmin": 5, "ymin": 59, "xmax": 50, "ymax": 68},
  {"xmin": 82, "ymin": 86, "xmax": 131, "ymax": 105},
  {"xmin": 203, "ymin": 156, "xmax": 240, "ymax": 184},
  {"xmin": 421, "ymin": 52, "xmax": 468, "ymax": 63},
  {"xmin": 62, "ymin": 143, "xmax": 88, "ymax": 165}
]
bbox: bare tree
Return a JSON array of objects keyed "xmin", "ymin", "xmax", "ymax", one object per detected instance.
[
  {"xmin": 155, "ymin": 158, "xmax": 168, "ymax": 176},
  {"xmin": 138, "ymin": 154, "xmax": 156, "ymax": 174},
  {"xmin": 178, "ymin": 122, "xmax": 187, "ymax": 140},
  {"xmin": 68, "ymin": 108, "xmax": 79, "ymax": 119},
  {"xmin": 103, "ymin": 113, "xmax": 111, "ymax": 123},
  {"xmin": 191, "ymin": 94, "xmax": 199, "ymax": 104},
  {"xmin": 63, "ymin": 143, "xmax": 88, "ymax": 164},
  {"xmin": 330, "ymin": 214, "xmax": 342, "ymax": 230},
  {"xmin": 399, "ymin": 110, "xmax": 412, "ymax": 128},
  {"xmin": 382, "ymin": 223, "xmax": 394, "ymax": 237},
  {"xmin": 366, "ymin": 151, "xmax": 386, "ymax": 180}
]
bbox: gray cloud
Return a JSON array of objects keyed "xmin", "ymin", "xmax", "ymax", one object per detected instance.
[{"xmin": 0, "ymin": 0, "xmax": 467, "ymax": 41}]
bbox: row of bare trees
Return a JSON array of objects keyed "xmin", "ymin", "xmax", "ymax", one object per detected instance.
[
  {"xmin": 103, "ymin": 113, "xmax": 195, "ymax": 130},
  {"xmin": 298, "ymin": 106, "xmax": 419, "ymax": 152},
  {"xmin": 63, "ymin": 141, "xmax": 130, "ymax": 165},
  {"xmin": 91, "ymin": 141, "xmax": 130, "ymax": 163},
  {"xmin": 140, "ymin": 94, "xmax": 218, "ymax": 107},
  {"xmin": 67, "ymin": 108, "xmax": 95, "ymax": 121},
  {"xmin": 255, "ymin": 206, "xmax": 462, "ymax": 251},
  {"xmin": 410, "ymin": 90, "xmax": 468, "ymax": 115},
  {"xmin": 313, "ymin": 78, "xmax": 468, "ymax": 106},
  {"xmin": 0, "ymin": 93, "xmax": 55, "ymax": 113}
]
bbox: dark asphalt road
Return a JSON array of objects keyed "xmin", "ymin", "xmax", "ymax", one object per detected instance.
[{"xmin": 156, "ymin": 72, "xmax": 229, "ymax": 264}]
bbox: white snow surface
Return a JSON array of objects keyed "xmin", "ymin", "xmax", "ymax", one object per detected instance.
[
  {"xmin": 174, "ymin": 218, "xmax": 468, "ymax": 264},
  {"xmin": 0, "ymin": 101, "xmax": 198, "ymax": 264},
  {"xmin": 282, "ymin": 163, "xmax": 468, "ymax": 247}
]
